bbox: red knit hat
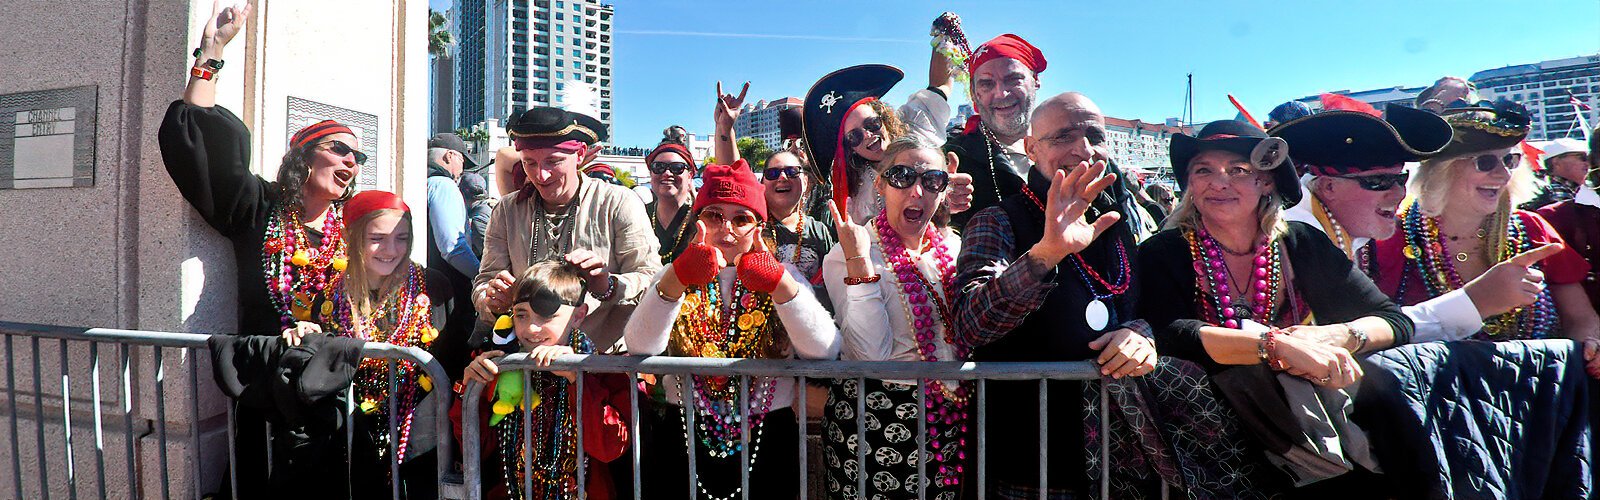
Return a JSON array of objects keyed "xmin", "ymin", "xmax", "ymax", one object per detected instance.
[
  {"xmin": 344, "ymin": 190, "xmax": 410, "ymax": 222},
  {"xmin": 692, "ymin": 159, "xmax": 766, "ymax": 220},
  {"xmin": 290, "ymin": 120, "xmax": 355, "ymax": 149}
]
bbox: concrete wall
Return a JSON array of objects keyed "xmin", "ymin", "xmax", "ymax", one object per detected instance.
[{"xmin": 0, "ymin": 0, "xmax": 426, "ymax": 497}]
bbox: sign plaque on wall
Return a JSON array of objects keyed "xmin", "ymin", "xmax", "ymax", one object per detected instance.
[
  {"xmin": 286, "ymin": 97, "xmax": 382, "ymax": 192},
  {"xmin": 0, "ymin": 86, "xmax": 97, "ymax": 189}
]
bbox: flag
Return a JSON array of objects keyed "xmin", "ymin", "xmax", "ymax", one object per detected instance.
[
  {"xmin": 1569, "ymin": 92, "xmax": 1592, "ymax": 140},
  {"xmin": 1520, "ymin": 141, "xmax": 1545, "ymax": 172}
]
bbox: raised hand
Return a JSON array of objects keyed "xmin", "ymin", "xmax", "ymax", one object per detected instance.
[
  {"xmin": 738, "ymin": 233, "xmax": 787, "ymax": 295},
  {"xmin": 714, "ymin": 81, "xmax": 749, "ymax": 130},
  {"xmin": 672, "ymin": 221, "xmax": 727, "ymax": 288},
  {"xmin": 1463, "ymin": 243, "xmax": 1562, "ymax": 319},
  {"xmin": 1030, "ymin": 161, "xmax": 1121, "ymax": 266},
  {"xmin": 829, "ymin": 202, "xmax": 872, "ymax": 269},
  {"xmin": 200, "ymin": 1, "xmax": 252, "ymax": 59},
  {"xmin": 941, "ymin": 152, "xmax": 974, "ymax": 214}
]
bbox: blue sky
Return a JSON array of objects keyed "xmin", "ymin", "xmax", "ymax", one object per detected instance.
[{"xmin": 433, "ymin": 0, "xmax": 1600, "ymax": 148}]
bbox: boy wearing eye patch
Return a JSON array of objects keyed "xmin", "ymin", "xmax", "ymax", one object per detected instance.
[
  {"xmin": 462, "ymin": 261, "xmax": 632, "ymax": 499},
  {"xmin": 1274, "ymin": 95, "xmax": 1556, "ymax": 343}
]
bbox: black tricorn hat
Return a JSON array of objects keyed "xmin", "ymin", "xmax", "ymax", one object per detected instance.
[
  {"xmin": 508, "ymin": 106, "xmax": 608, "ymax": 146},
  {"xmin": 801, "ymin": 65, "xmax": 903, "ymax": 185},
  {"xmin": 1433, "ymin": 99, "xmax": 1530, "ymax": 159},
  {"xmin": 1269, "ymin": 104, "xmax": 1452, "ymax": 175},
  {"xmin": 1171, "ymin": 119, "xmax": 1301, "ymax": 207}
]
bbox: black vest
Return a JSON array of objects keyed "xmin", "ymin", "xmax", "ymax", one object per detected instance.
[{"xmin": 969, "ymin": 165, "xmax": 1141, "ymax": 490}]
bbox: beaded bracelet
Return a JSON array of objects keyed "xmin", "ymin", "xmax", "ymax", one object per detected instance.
[
  {"xmin": 844, "ymin": 275, "xmax": 882, "ymax": 285},
  {"xmin": 592, "ymin": 275, "xmax": 618, "ymax": 301},
  {"xmin": 1257, "ymin": 330, "xmax": 1273, "ymax": 364}
]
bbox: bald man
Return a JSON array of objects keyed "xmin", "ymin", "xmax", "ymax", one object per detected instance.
[{"xmin": 953, "ymin": 93, "xmax": 1266, "ymax": 497}]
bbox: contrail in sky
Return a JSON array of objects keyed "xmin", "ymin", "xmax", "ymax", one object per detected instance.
[{"xmin": 615, "ymin": 30, "xmax": 920, "ymax": 44}]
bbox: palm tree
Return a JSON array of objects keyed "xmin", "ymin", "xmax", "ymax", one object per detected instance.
[{"xmin": 428, "ymin": 10, "xmax": 454, "ymax": 57}]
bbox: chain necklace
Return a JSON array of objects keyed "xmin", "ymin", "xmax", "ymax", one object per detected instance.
[
  {"xmin": 765, "ymin": 210, "xmax": 808, "ymax": 265},
  {"xmin": 978, "ymin": 124, "xmax": 1010, "ymax": 202}
]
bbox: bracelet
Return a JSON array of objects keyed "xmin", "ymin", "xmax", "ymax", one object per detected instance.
[
  {"xmin": 1346, "ymin": 323, "xmax": 1369, "ymax": 353},
  {"xmin": 1257, "ymin": 330, "xmax": 1273, "ymax": 364},
  {"xmin": 654, "ymin": 283, "xmax": 682, "ymax": 302},
  {"xmin": 592, "ymin": 275, "xmax": 617, "ymax": 301},
  {"xmin": 846, "ymin": 255, "xmax": 869, "ymax": 263},
  {"xmin": 190, "ymin": 65, "xmax": 217, "ymax": 81},
  {"xmin": 843, "ymin": 275, "xmax": 881, "ymax": 286}
]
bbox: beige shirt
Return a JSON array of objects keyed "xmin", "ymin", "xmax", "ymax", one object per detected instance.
[{"xmin": 475, "ymin": 177, "xmax": 663, "ymax": 349}]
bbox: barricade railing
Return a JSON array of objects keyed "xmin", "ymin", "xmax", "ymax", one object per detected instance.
[
  {"xmin": 0, "ymin": 321, "xmax": 463, "ymax": 500},
  {"xmin": 461, "ymin": 354, "xmax": 1115, "ymax": 500}
]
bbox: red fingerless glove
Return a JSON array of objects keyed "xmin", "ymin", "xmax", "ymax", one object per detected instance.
[
  {"xmin": 673, "ymin": 243, "xmax": 720, "ymax": 287},
  {"xmin": 737, "ymin": 250, "xmax": 786, "ymax": 294}
]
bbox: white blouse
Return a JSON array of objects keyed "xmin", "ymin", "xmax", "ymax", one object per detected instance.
[
  {"xmin": 623, "ymin": 264, "xmax": 841, "ymax": 410},
  {"xmin": 821, "ymin": 229, "xmax": 963, "ymax": 366}
]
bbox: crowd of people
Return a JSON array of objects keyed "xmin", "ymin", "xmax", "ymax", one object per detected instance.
[{"xmin": 162, "ymin": 5, "xmax": 1600, "ymax": 500}]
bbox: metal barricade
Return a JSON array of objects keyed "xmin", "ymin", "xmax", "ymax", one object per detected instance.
[
  {"xmin": 0, "ymin": 321, "xmax": 464, "ymax": 500},
  {"xmin": 461, "ymin": 354, "xmax": 1116, "ymax": 500}
]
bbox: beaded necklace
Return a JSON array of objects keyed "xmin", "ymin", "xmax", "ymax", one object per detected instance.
[
  {"xmin": 1397, "ymin": 200, "xmax": 1558, "ymax": 338},
  {"xmin": 494, "ymin": 330, "xmax": 596, "ymax": 500},
  {"xmin": 978, "ymin": 124, "xmax": 1012, "ymax": 202},
  {"xmin": 1020, "ymin": 186, "xmax": 1132, "ymax": 330},
  {"xmin": 670, "ymin": 278, "xmax": 781, "ymax": 500},
  {"xmin": 872, "ymin": 212, "xmax": 969, "ymax": 487},
  {"xmin": 328, "ymin": 263, "xmax": 434, "ymax": 463},
  {"xmin": 262, "ymin": 203, "xmax": 347, "ymax": 328},
  {"xmin": 1184, "ymin": 228, "xmax": 1284, "ymax": 329},
  {"xmin": 651, "ymin": 202, "xmax": 693, "ymax": 260},
  {"xmin": 765, "ymin": 210, "xmax": 808, "ymax": 265},
  {"xmin": 1310, "ymin": 195, "xmax": 1355, "ymax": 258},
  {"xmin": 671, "ymin": 278, "xmax": 781, "ymax": 457}
]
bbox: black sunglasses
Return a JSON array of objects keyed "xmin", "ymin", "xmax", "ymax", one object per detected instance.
[
  {"xmin": 320, "ymin": 140, "xmax": 368, "ymax": 165},
  {"xmin": 1474, "ymin": 153, "xmax": 1523, "ymax": 172},
  {"xmin": 880, "ymin": 164, "xmax": 950, "ymax": 193},
  {"xmin": 1334, "ymin": 172, "xmax": 1408, "ymax": 191},
  {"xmin": 762, "ymin": 166, "xmax": 800, "ymax": 181},
  {"xmin": 842, "ymin": 116, "xmax": 884, "ymax": 151},
  {"xmin": 649, "ymin": 161, "xmax": 691, "ymax": 175}
]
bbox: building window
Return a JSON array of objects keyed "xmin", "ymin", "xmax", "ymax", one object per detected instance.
[
  {"xmin": 556, "ymin": 60, "xmax": 564, "ymax": 67},
  {"xmin": 557, "ymin": 82, "xmax": 565, "ymax": 91},
  {"xmin": 556, "ymin": 1, "xmax": 563, "ymax": 7},
  {"xmin": 557, "ymin": 35, "xmax": 564, "ymax": 43},
  {"xmin": 557, "ymin": 71, "xmax": 564, "ymax": 79}
]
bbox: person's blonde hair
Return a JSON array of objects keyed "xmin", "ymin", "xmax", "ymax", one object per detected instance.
[
  {"xmin": 1163, "ymin": 167, "xmax": 1287, "ymax": 241},
  {"xmin": 1411, "ymin": 148, "xmax": 1536, "ymax": 217},
  {"xmin": 341, "ymin": 209, "xmax": 414, "ymax": 331}
]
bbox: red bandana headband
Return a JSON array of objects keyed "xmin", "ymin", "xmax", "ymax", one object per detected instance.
[
  {"xmin": 513, "ymin": 137, "xmax": 586, "ymax": 152},
  {"xmin": 344, "ymin": 190, "xmax": 410, "ymax": 222},
  {"xmin": 833, "ymin": 97, "xmax": 878, "ymax": 213},
  {"xmin": 290, "ymin": 120, "xmax": 355, "ymax": 149},
  {"xmin": 962, "ymin": 34, "xmax": 1046, "ymax": 135}
]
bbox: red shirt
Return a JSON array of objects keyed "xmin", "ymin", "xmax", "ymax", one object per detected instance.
[{"xmin": 1373, "ymin": 210, "xmax": 1591, "ymax": 307}]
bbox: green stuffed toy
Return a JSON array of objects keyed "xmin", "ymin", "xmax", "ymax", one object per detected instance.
[{"xmin": 488, "ymin": 314, "xmax": 540, "ymax": 426}]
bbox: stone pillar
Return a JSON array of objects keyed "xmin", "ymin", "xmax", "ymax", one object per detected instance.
[{"xmin": 0, "ymin": 0, "xmax": 427, "ymax": 497}]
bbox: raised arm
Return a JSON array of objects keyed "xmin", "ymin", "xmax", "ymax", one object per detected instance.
[
  {"xmin": 712, "ymin": 81, "xmax": 748, "ymax": 165},
  {"xmin": 184, "ymin": 1, "xmax": 252, "ymax": 108}
]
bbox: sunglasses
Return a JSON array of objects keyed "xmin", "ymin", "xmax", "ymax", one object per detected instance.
[
  {"xmin": 320, "ymin": 140, "xmax": 368, "ymax": 165},
  {"xmin": 698, "ymin": 210, "xmax": 761, "ymax": 231},
  {"xmin": 649, "ymin": 161, "xmax": 691, "ymax": 175},
  {"xmin": 1474, "ymin": 153, "xmax": 1523, "ymax": 172},
  {"xmin": 880, "ymin": 164, "xmax": 951, "ymax": 193},
  {"xmin": 763, "ymin": 167, "xmax": 800, "ymax": 181},
  {"xmin": 842, "ymin": 116, "xmax": 884, "ymax": 151},
  {"xmin": 1334, "ymin": 172, "xmax": 1408, "ymax": 191}
]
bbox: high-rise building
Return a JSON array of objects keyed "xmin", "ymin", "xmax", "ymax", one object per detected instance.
[
  {"xmin": 1473, "ymin": 54, "xmax": 1600, "ymax": 141},
  {"xmin": 455, "ymin": 0, "xmax": 614, "ymax": 137},
  {"xmin": 1102, "ymin": 117, "xmax": 1192, "ymax": 179},
  {"xmin": 733, "ymin": 97, "xmax": 801, "ymax": 151}
]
